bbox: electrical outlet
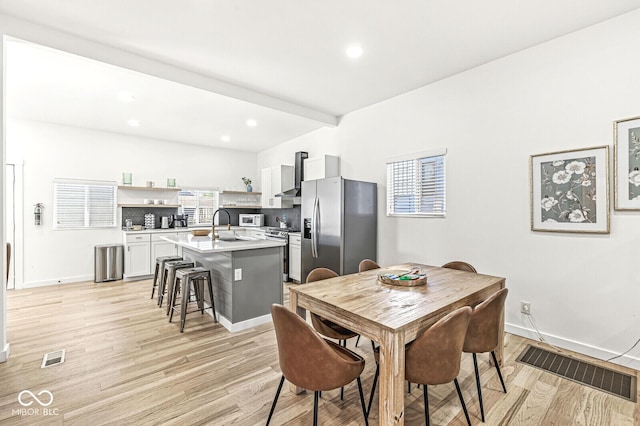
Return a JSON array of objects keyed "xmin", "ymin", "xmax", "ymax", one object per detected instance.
[
  {"xmin": 234, "ymin": 268, "xmax": 242, "ymax": 281},
  {"xmin": 521, "ymin": 301, "xmax": 531, "ymax": 315}
]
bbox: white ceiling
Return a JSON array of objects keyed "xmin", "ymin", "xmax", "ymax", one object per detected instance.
[{"xmin": 2, "ymin": 1, "xmax": 640, "ymax": 151}]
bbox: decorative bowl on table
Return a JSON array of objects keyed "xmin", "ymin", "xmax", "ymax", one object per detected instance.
[
  {"xmin": 377, "ymin": 268, "xmax": 427, "ymax": 287},
  {"xmin": 191, "ymin": 229, "xmax": 210, "ymax": 237}
]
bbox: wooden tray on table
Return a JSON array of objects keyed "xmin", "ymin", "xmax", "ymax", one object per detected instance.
[{"xmin": 377, "ymin": 269, "xmax": 427, "ymax": 287}]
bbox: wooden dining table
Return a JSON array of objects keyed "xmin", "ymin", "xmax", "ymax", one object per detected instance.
[{"xmin": 288, "ymin": 263, "xmax": 506, "ymax": 426}]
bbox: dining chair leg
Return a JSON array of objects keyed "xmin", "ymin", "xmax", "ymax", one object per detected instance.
[
  {"xmin": 367, "ymin": 363, "xmax": 379, "ymax": 417},
  {"xmin": 491, "ymin": 351, "xmax": 507, "ymax": 393},
  {"xmin": 371, "ymin": 340, "xmax": 376, "ymax": 352},
  {"xmin": 266, "ymin": 375, "xmax": 285, "ymax": 426},
  {"xmin": 340, "ymin": 339, "xmax": 345, "ymax": 400},
  {"xmin": 313, "ymin": 391, "xmax": 319, "ymax": 426},
  {"xmin": 454, "ymin": 378, "xmax": 472, "ymax": 426},
  {"xmin": 408, "ymin": 381, "xmax": 411, "ymax": 393},
  {"xmin": 472, "ymin": 353, "xmax": 485, "ymax": 422},
  {"xmin": 356, "ymin": 377, "xmax": 369, "ymax": 426},
  {"xmin": 355, "ymin": 335, "xmax": 361, "ymax": 347},
  {"xmin": 423, "ymin": 384, "xmax": 430, "ymax": 426}
]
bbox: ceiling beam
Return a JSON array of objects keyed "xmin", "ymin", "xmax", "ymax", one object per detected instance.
[{"xmin": 0, "ymin": 13, "xmax": 338, "ymax": 127}]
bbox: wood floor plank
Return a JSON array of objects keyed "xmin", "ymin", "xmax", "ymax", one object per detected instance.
[{"xmin": 0, "ymin": 279, "xmax": 637, "ymax": 425}]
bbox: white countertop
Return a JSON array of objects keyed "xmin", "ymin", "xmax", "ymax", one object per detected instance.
[
  {"xmin": 122, "ymin": 228, "xmax": 192, "ymax": 234},
  {"xmin": 160, "ymin": 233, "xmax": 285, "ymax": 253}
]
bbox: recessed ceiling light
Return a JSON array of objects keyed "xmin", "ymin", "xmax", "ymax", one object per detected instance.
[
  {"xmin": 117, "ymin": 91, "xmax": 135, "ymax": 103},
  {"xmin": 345, "ymin": 44, "xmax": 363, "ymax": 59},
  {"xmin": 127, "ymin": 119, "xmax": 140, "ymax": 127},
  {"xmin": 221, "ymin": 135, "xmax": 231, "ymax": 143},
  {"xmin": 246, "ymin": 119, "xmax": 257, "ymax": 127}
]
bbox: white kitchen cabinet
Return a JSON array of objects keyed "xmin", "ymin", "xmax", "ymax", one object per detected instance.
[
  {"xmin": 150, "ymin": 233, "xmax": 179, "ymax": 271},
  {"xmin": 261, "ymin": 165, "xmax": 294, "ymax": 208},
  {"xmin": 304, "ymin": 155, "xmax": 340, "ymax": 181},
  {"xmin": 124, "ymin": 233, "xmax": 152, "ymax": 278},
  {"xmin": 248, "ymin": 229, "xmax": 266, "ymax": 240},
  {"xmin": 289, "ymin": 233, "xmax": 301, "ymax": 282}
]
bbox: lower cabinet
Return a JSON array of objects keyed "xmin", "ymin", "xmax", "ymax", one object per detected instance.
[
  {"xmin": 289, "ymin": 233, "xmax": 301, "ymax": 282},
  {"xmin": 124, "ymin": 234, "xmax": 151, "ymax": 278},
  {"xmin": 123, "ymin": 231, "xmax": 182, "ymax": 279}
]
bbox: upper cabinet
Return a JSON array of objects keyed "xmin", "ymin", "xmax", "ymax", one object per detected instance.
[
  {"xmin": 261, "ymin": 165, "xmax": 294, "ymax": 208},
  {"xmin": 304, "ymin": 155, "xmax": 340, "ymax": 181}
]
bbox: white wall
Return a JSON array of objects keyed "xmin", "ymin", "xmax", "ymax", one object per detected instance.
[
  {"xmin": 258, "ymin": 10, "xmax": 640, "ymax": 368},
  {"xmin": 7, "ymin": 119, "xmax": 257, "ymax": 287}
]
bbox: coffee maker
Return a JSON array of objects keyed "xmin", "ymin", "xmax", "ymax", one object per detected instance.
[{"xmin": 172, "ymin": 214, "xmax": 188, "ymax": 228}]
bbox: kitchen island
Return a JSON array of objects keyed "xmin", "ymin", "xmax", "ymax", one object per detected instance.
[{"xmin": 161, "ymin": 233, "xmax": 285, "ymax": 332}]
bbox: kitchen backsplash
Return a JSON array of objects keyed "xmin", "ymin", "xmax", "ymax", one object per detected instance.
[{"xmin": 122, "ymin": 206, "xmax": 301, "ymax": 229}]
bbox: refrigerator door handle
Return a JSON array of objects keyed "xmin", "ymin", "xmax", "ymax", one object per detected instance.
[{"xmin": 312, "ymin": 196, "xmax": 319, "ymax": 258}]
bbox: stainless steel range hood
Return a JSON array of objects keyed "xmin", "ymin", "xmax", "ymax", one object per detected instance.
[{"xmin": 275, "ymin": 151, "xmax": 308, "ymax": 198}]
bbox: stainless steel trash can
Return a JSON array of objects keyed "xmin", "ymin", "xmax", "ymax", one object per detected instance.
[{"xmin": 94, "ymin": 244, "xmax": 124, "ymax": 282}]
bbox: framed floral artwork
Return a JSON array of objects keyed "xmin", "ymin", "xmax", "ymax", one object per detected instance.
[
  {"xmin": 614, "ymin": 116, "xmax": 640, "ymax": 210},
  {"xmin": 530, "ymin": 146, "xmax": 609, "ymax": 233}
]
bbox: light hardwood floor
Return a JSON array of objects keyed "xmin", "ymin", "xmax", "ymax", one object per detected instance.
[{"xmin": 0, "ymin": 279, "xmax": 638, "ymax": 425}]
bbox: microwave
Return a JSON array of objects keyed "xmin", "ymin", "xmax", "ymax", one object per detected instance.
[{"xmin": 239, "ymin": 214, "xmax": 264, "ymax": 227}]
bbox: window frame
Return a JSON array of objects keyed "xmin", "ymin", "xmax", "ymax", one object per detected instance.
[
  {"xmin": 53, "ymin": 178, "xmax": 118, "ymax": 230},
  {"xmin": 386, "ymin": 148, "xmax": 447, "ymax": 218},
  {"xmin": 177, "ymin": 188, "xmax": 220, "ymax": 226}
]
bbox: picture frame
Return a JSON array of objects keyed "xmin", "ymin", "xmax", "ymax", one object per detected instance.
[
  {"xmin": 530, "ymin": 146, "xmax": 609, "ymax": 233},
  {"xmin": 614, "ymin": 116, "xmax": 640, "ymax": 210}
]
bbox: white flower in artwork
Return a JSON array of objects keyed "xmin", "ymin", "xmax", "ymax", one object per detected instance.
[
  {"xmin": 581, "ymin": 179, "xmax": 592, "ymax": 187},
  {"xmin": 552, "ymin": 170, "xmax": 572, "ymax": 184},
  {"xmin": 568, "ymin": 209, "xmax": 586, "ymax": 223},
  {"xmin": 566, "ymin": 190, "xmax": 576, "ymax": 200},
  {"xmin": 544, "ymin": 218, "xmax": 557, "ymax": 223},
  {"xmin": 629, "ymin": 170, "xmax": 640, "ymax": 187},
  {"xmin": 553, "ymin": 160, "xmax": 565, "ymax": 167},
  {"xmin": 633, "ymin": 195, "xmax": 640, "ymax": 201},
  {"xmin": 565, "ymin": 161, "xmax": 586, "ymax": 175},
  {"xmin": 540, "ymin": 196, "xmax": 558, "ymax": 211}
]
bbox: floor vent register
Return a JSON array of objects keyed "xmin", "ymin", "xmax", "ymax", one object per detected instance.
[
  {"xmin": 516, "ymin": 345, "xmax": 636, "ymax": 402},
  {"xmin": 41, "ymin": 349, "xmax": 66, "ymax": 368}
]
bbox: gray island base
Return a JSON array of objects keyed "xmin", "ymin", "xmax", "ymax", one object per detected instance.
[{"xmin": 161, "ymin": 234, "xmax": 284, "ymax": 332}]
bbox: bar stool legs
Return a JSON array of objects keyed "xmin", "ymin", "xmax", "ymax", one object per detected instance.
[
  {"xmin": 151, "ymin": 256, "xmax": 182, "ymax": 300},
  {"xmin": 169, "ymin": 268, "xmax": 217, "ymax": 332}
]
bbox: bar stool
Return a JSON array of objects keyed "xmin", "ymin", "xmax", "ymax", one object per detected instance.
[
  {"xmin": 150, "ymin": 255, "xmax": 182, "ymax": 300},
  {"xmin": 169, "ymin": 267, "xmax": 217, "ymax": 332},
  {"xmin": 158, "ymin": 260, "xmax": 195, "ymax": 309}
]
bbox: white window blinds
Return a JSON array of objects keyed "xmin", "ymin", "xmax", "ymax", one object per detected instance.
[
  {"xmin": 386, "ymin": 149, "xmax": 446, "ymax": 217},
  {"xmin": 178, "ymin": 190, "xmax": 219, "ymax": 225},
  {"xmin": 53, "ymin": 179, "xmax": 117, "ymax": 229}
]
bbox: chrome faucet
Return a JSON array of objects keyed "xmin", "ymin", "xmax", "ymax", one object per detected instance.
[{"xmin": 212, "ymin": 208, "xmax": 231, "ymax": 240}]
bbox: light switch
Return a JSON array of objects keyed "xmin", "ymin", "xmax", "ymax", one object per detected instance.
[{"xmin": 234, "ymin": 268, "xmax": 242, "ymax": 281}]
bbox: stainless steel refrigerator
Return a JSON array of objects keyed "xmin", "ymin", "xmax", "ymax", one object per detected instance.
[{"xmin": 301, "ymin": 177, "xmax": 377, "ymax": 281}]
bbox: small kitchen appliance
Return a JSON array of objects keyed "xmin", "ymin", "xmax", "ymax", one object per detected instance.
[
  {"xmin": 161, "ymin": 216, "xmax": 170, "ymax": 229},
  {"xmin": 239, "ymin": 214, "xmax": 264, "ymax": 227},
  {"xmin": 173, "ymin": 214, "xmax": 188, "ymax": 228}
]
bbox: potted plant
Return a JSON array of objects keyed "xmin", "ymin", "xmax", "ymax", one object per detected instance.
[{"xmin": 242, "ymin": 177, "xmax": 253, "ymax": 192}]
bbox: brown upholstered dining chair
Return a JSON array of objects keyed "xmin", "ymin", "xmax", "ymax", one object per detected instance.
[
  {"xmin": 358, "ymin": 259, "xmax": 380, "ymax": 272},
  {"xmin": 6, "ymin": 242, "xmax": 11, "ymax": 284},
  {"xmin": 442, "ymin": 260, "xmax": 477, "ymax": 273},
  {"xmin": 463, "ymin": 288, "xmax": 509, "ymax": 422},
  {"xmin": 267, "ymin": 304, "xmax": 368, "ymax": 426},
  {"xmin": 367, "ymin": 306, "xmax": 473, "ymax": 425},
  {"xmin": 307, "ymin": 268, "xmax": 358, "ymax": 346}
]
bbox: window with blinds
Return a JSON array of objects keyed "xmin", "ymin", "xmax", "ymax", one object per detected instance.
[
  {"xmin": 386, "ymin": 149, "xmax": 446, "ymax": 217},
  {"xmin": 178, "ymin": 190, "xmax": 219, "ymax": 225},
  {"xmin": 53, "ymin": 179, "xmax": 117, "ymax": 229}
]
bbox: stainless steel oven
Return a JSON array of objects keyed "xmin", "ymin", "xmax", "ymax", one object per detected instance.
[{"xmin": 265, "ymin": 228, "xmax": 290, "ymax": 282}]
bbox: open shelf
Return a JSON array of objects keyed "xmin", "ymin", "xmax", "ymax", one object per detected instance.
[
  {"xmin": 221, "ymin": 190, "xmax": 262, "ymax": 195},
  {"xmin": 118, "ymin": 204, "xmax": 180, "ymax": 208},
  {"xmin": 219, "ymin": 205, "xmax": 262, "ymax": 209},
  {"xmin": 118, "ymin": 186, "xmax": 182, "ymax": 191}
]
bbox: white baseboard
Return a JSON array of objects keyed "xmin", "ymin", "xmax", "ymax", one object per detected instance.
[
  {"xmin": 202, "ymin": 305, "xmax": 272, "ymax": 333},
  {"xmin": 23, "ymin": 275, "xmax": 94, "ymax": 288},
  {"xmin": 0, "ymin": 343, "xmax": 10, "ymax": 363},
  {"xmin": 506, "ymin": 322, "xmax": 640, "ymax": 371}
]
